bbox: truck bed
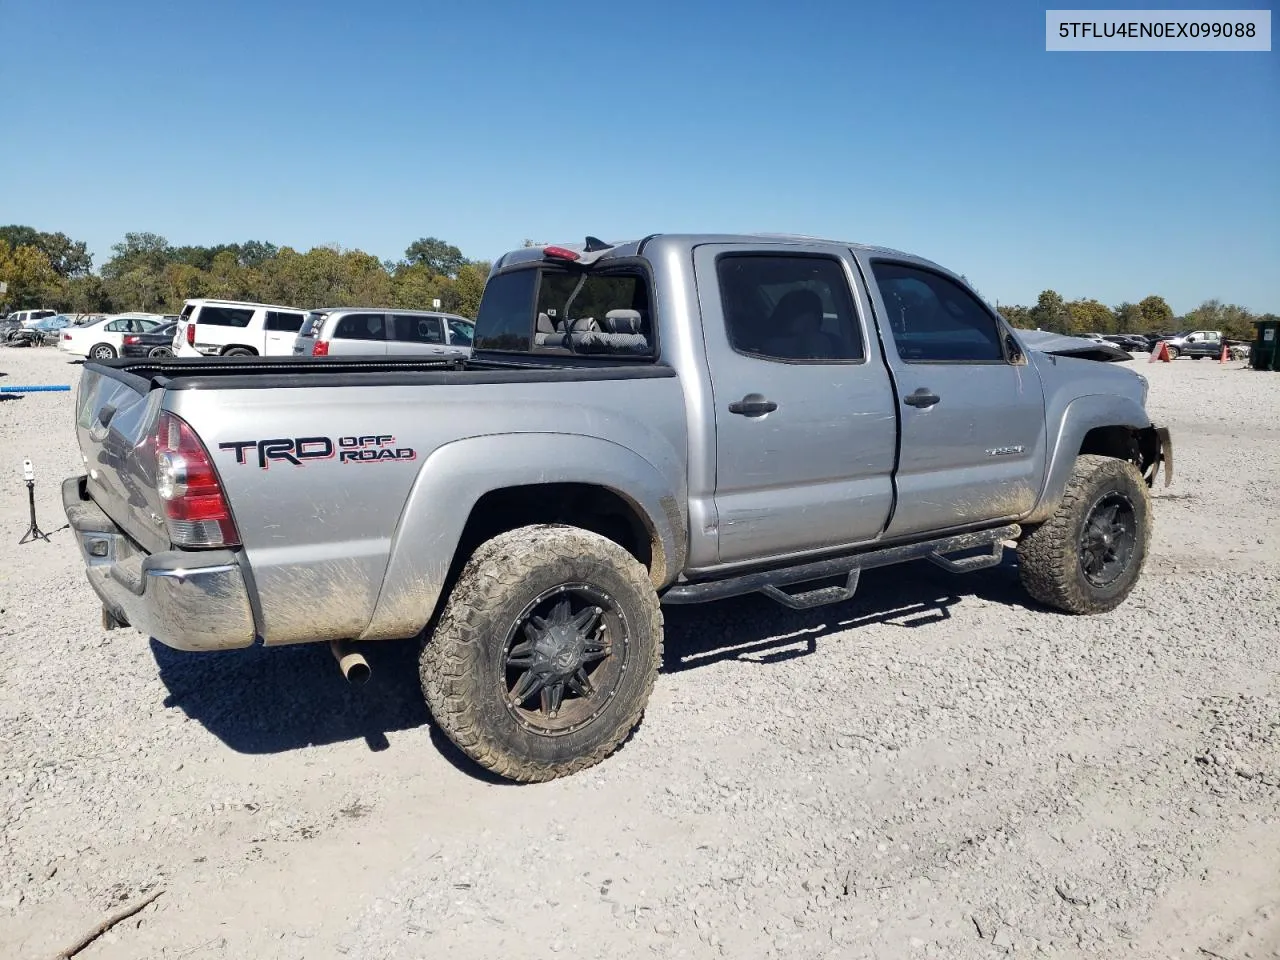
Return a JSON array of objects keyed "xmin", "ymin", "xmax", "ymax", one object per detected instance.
[
  {"xmin": 73, "ymin": 352, "xmax": 689, "ymax": 649},
  {"xmin": 91, "ymin": 353, "xmax": 677, "ymax": 392}
]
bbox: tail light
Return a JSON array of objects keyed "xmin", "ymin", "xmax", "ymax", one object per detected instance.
[
  {"xmin": 123, "ymin": 335, "xmax": 140, "ymax": 345},
  {"xmin": 312, "ymin": 339, "xmax": 329, "ymax": 356},
  {"xmin": 154, "ymin": 411, "xmax": 240, "ymax": 548},
  {"xmin": 186, "ymin": 323, "xmax": 196, "ymax": 346},
  {"xmin": 62, "ymin": 332, "xmax": 71, "ymax": 340}
]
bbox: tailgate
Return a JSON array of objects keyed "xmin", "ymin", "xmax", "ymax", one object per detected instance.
[{"xmin": 74, "ymin": 365, "xmax": 172, "ymax": 555}]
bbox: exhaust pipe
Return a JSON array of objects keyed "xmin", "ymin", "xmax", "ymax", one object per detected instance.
[{"xmin": 329, "ymin": 639, "xmax": 371, "ymax": 685}]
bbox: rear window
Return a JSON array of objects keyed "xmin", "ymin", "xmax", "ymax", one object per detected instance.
[
  {"xmin": 331, "ymin": 313, "xmax": 388, "ymax": 340},
  {"xmin": 474, "ymin": 266, "xmax": 654, "ymax": 357},
  {"xmin": 265, "ymin": 310, "xmax": 305, "ymax": 332},
  {"xmin": 298, "ymin": 312, "xmax": 326, "ymax": 337},
  {"xmin": 196, "ymin": 305, "xmax": 254, "ymax": 327}
]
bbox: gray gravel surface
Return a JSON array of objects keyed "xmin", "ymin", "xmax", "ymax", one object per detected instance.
[{"xmin": 1, "ymin": 345, "xmax": 1277, "ymax": 960}]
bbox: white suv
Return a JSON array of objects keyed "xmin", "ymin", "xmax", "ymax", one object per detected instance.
[
  {"xmin": 173, "ymin": 298, "xmax": 308, "ymax": 357},
  {"xmin": 292, "ymin": 308, "xmax": 474, "ymax": 359}
]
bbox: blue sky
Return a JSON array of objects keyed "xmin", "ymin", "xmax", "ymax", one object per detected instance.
[{"xmin": 4, "ymin": 0, "xmax": 1276, "ymax": 313}]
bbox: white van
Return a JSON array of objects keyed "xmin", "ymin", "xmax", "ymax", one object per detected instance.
[{"xmin": 173, "ymin": 298, "xmax": 308, "ymax": 357}]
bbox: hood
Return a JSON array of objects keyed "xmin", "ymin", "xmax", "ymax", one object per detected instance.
[{"xmin": 1014, "ymin": 329, "xmax": 1133, "ymax": 363}]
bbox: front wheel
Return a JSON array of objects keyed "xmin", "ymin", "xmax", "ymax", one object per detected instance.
[
  {"xmin": 1165, "ymin": 345, "xmax": 1179, "ymax": 359},
  {"xmin": 420, "ymin": 524, "xmax": 663, "ymax": 783},
  {"xmin": 1016, "ymin": 454, "xmax": 1151, "ymax": 614}
]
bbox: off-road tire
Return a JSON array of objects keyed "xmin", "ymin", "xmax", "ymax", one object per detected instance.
[
  {"xmin": 420, "ymin": 524, "xmax": 663, "ymax": 783},
  {"xmin": 1017, "ymin": 454, "xmax": 1151, "ymax": 614},
  {"xmin": 89, "ymin": 343, "xmax": 116, "ymax": 360}
]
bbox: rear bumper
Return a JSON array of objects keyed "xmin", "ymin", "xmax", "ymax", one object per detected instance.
[{"xmin": 62, "ymin": 476, "xmax": 257, "ymax": 652}]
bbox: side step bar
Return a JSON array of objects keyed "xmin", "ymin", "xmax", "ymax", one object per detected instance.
[{"xmin": 661, "ymin": 524, "xmax": 1021, "ymax": 610}]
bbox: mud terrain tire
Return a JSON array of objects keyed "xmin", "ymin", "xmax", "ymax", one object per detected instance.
[
  {"xmin": 420, "ymin": 524, "xmax": 663, "ymax": 783},
  {"xmin": 1017, "ymin": 454, "xmax": 1151, "ymax": 614}
]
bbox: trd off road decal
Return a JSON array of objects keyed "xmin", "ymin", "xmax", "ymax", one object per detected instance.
[{"xmin": 218, "ymin": 435, "xmax": 417, "ymax": 469}]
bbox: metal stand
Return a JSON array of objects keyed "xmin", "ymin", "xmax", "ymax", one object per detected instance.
[{"xmin": 19, "ymin": 479, "xmax": 50, "ymax": 544}]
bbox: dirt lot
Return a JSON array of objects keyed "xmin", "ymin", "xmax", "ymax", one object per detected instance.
[{"xmin": 1, "ymin": 344, "xmax": 1277, "ymax": 960}]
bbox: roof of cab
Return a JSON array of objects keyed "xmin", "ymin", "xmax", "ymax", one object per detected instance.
[{"xmin": 491, "ymin": 233, "xmax": 951, "ymax": 277}]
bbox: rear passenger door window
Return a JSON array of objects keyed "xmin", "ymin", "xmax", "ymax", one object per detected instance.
[
  {"xmin": 197, "ymin": 306, "xmax": 254, "ymax": 328},
  {"xmin": 715, "ymin": 254, "xmax": 865, "ymax": 362},
  {"xmin": 332, "ymin": 313, "xmax": 388, "ymax": 341},
  {"xmin": 265, "ymin": 310, "xmax": 305, "ymax": 333},
  {"xmin": 392, "ymin": 314, "xmax": 443, "ymax": 344},
  {"xmin": 870, "ymin": 262, "xmax": 1003, "ymax": 363}
]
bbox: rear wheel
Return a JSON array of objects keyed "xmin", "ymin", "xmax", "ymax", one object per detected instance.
[
  {"xmin": 148, "ymin": 345, "xmax": 174, "ymax": 358},
  {"xmin": 222, "ymin": 346, "xmax": 255, "ymax": 357},
  {"xmin": 420, "ymin": 524, "xmax": 662, "ymax": 783},
  {"xmin": 1017, "ymin": 454, "xmax": 1151, "ymax": 614},
  {"xmin": 89, "ymin": 343, "xmax": 116, "ymax": 360}
]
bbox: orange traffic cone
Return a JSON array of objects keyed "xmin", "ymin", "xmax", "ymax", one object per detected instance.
[
  {"xmin": 1149, "ymin": 341, "xmax": 1171, "ymax": 363},
  {"xmin": 1219, "ymin": 343, "xmax": 1230, "ymax": 364}
]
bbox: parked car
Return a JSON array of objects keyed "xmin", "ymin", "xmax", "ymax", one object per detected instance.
[
  {"xmin": 1161, "ymin": 330, "xmax": 1223, "ymax": 360},
  {"xmin": 7, "ymin": 314, "xmax": 72, "ymax": 346},
  {"xmin": 59, "ymin": 313, "xmax": 169, "ymax": 359},
  {"xmin": 1102, "ymin": 334, "xmax": 1150, "ymax": 352},
  {"xmin": 0, "ymin": 316, "xmax": 23, "ymax": 341},
  {"xmin": 64, "ymin": 232, "xmax": 1173, "ymax": 784},
  {"xmin": 5, "ymin": 308, "xmax": 57, "ymax": 328},
  {"xmin": 292, "ymin": 308, "xmax": 474, "ymax": 358},
  {"xmin": 1176, "ymin": 333, "xmax": 1227, "ymax": 360},
  {"xmin": 173, "ymin": 299, "xmax": 308, "ymax": 358},
  {"xmin": 121, "ymin": 321, "xmax": 178, "ymax": 358}
]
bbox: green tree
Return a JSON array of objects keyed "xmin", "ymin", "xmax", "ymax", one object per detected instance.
[
  {"xmin": 1112, "ymin": 301, "xmax": 1144, "ymax": 332},
  {"xmin": 1066, "ymin": 298, "xmax": 1115, "ymax": 335},
  {"xmin": 1137, "ymin": 295, "xmax": 1174, "ymax": 332},
  {"xmin": 1029, "ymin": 289, "xmax": 1069, "ymax": 333},
  {"xmin": 404, "ymin": 237, "xmax": 468, "ymax": 277},
  {"xmin": 996, "ymin": 304, "xmax": 1033, "ymax": 329},
  {"xmin": 102, "ymin": 232, "xmax": 172, "ymax": 279},
  {"xmin": 0, "ymin": 226, "xmax": 92, "ymax": 277},
  {"xmin": 0, "ymin": 240, "xmax": 60, "ymax": 309}
]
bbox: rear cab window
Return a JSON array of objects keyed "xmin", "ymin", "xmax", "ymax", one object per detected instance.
[{"xmin": 474, "ymin": 262, "xmax": 655, "ymax": 358}]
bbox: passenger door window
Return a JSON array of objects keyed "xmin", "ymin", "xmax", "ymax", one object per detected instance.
[
  {"xmin": 332, "ymin": 313, "xmax": 388, "ymax": 341},
  {"xmin": 265, "ymin": 310, "xmax": 305, "ymax": 333},
  {"xmin": 196, "ymin": 306, "xmax": 254, "ymax": 327},
  {"xmin": 392, "ymin": 314, "xmax": 444, "ymax": 344},
  {"xmin": 715, "ymin": 254, "xmax": 865, "ymax": 362},
  {"xmin": 871, "ymin": 262, "xmax": 1004, "ymax": 362}
]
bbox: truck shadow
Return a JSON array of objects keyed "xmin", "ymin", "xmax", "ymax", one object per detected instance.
[
  {"xmin": 661, "ymin": 557, "xmax": 1029, "ymax": 672},
  {"xmin": 150, "ymin": 557, "xmax": 1032, "ymax": 759}
]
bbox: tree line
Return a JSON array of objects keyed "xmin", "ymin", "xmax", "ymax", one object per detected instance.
[
  {"xmin": 995, "ymin": 290, "xmax": 1270, "ymax": 343},
  {"xmin": 2, "ymin": 224, "xmax": 1274, "ymax": 342},
  {"xmin": 0, "ymin": 226, "xmax": 491, "ymax": 319}
]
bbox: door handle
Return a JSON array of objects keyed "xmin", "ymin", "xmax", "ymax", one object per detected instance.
[
  {"xmin": 903, "ymin": 388, "xmax": 940, "ymax": 408},
  {"xmin": 728, "ymin": 393, "xmax": 778, "ymax": 417}
]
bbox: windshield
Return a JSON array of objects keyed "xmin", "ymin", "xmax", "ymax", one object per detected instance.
[{"xmin": 448, "ymin": 318, "xmax": 474, "ymax": 345}]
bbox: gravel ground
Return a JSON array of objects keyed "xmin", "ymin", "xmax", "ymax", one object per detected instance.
[{"xmin": 1, "ymin": 344, "xmax": 1277, "ymax": 960}]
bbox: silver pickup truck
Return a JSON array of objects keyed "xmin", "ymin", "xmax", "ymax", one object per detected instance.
[{"xmin": 64, "ymin": 233, "xmax": 1173, "ymax": 782}]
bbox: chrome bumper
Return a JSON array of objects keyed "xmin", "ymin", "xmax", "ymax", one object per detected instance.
[{"xmin": 62, "ymin": 476, "xmax": 257, "ymax": 651}]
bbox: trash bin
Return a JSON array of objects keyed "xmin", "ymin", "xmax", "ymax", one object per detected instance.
[{"xmin": 1252, "ymin": 319, "xmax": 1279, "ymax": 371}]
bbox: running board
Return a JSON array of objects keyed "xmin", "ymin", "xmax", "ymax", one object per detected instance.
[{"xmin": 661, "ymin": 524, "xmax": 1021, "ymax": 608}]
